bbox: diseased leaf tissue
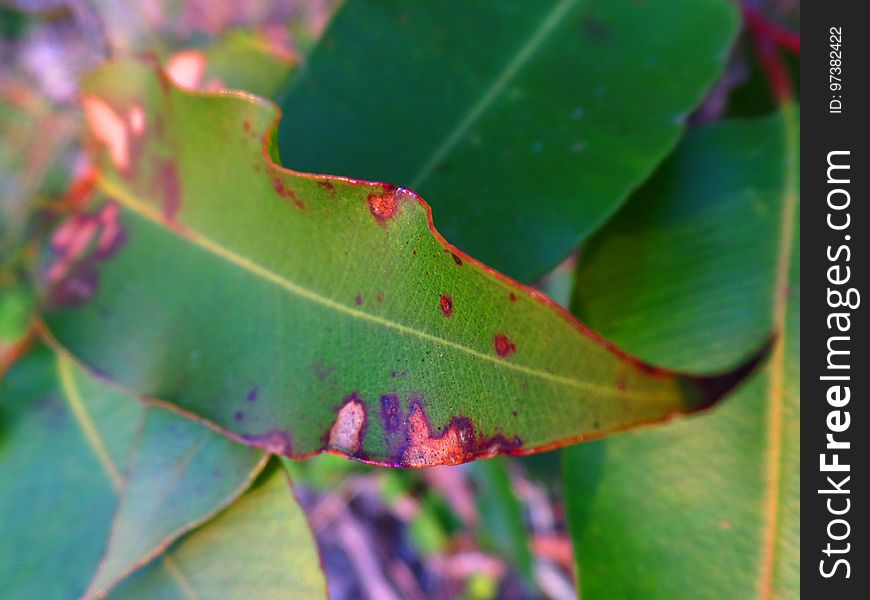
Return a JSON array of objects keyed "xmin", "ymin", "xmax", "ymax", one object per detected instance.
[{"xmin": 38, "ymin": 59, "xmax": 762, "ymax": 468}]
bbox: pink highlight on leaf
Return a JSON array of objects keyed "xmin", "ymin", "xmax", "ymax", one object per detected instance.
[
  {"xmin": 166, "ymin": 50, "xmax": 206, "ymax": 90},
  {"xmin": 95, "ymin": 201, "xmax": 124, "ymax": 256},
  {"xmin": 128, "ymin": 105, "xmax": 146, "ymax": 136},
  {"xmin": 83, "ymin": 96, "xmax": 130, "ymax": 171},
  {"xmin": 45, "ymin": 201, "xmax": 127, "ymax": 306},
  {"xmin": 327, "ymin": 394, "xmax": 367, "ymax": 455},
  {"xmin": 47, "ymin": 216, "xmax": 98, "ymax": 283}
]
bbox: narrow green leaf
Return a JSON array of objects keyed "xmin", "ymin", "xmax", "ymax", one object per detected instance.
[
  {"xmin": 107, "ymin": 461, "xmax": 326, "ymax": 600},
  {"xmin": 563, "ymin": 108, "xmax": 799, "ymax": 598},
  {"xmin": 41, "ymin": 60, "xmax": 759, "ymax": 468},
  {"xmin": 86, "ymin": 406, "xmax": 267, "ymax": 598},
  {"xmin": 470, "ymin": 457, "xmax": 535, "ymax": 585},
  {"xmin": 0, "ymin": 345, "xmax": 139, "ymax": 599},
  {"xmin": 0, "ymin": 345, "xmax": 267, "ymax": 599},
  {"xmin": 276, "ymin": 0, "xmax": 738, "ymax": 281}
]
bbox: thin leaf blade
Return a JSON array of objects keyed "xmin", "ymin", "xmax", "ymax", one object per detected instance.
[
  {"xmin": 87, "ymin": 406, "xmax": 267, "ymax": 598},
  {"xmin": 107, "ymin": 462, "xmax": 326, "ymax": 600},
  {"xmin": 0, "ymin": 344, "xmax": 269, "ymax": 599},
  {"xmin": 40, "ymin": 60, "xmax": 758, "ymax": 468},
  {"xmin": 277, "ymin": 0, "xmax": 739, "ymax": 280},
  {"xmin": 563, "ymin": 109, "xmax": 799, "ymax": 598},
  {"xmin": 0, "ymin": 346, "xmax": 139, "ymax": 599}
]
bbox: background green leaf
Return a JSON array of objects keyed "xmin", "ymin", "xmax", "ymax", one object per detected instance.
[
  {"xmin": 469, "ymin": 457, "xmax": 535, "ymax": 586},
  {"xmin": 563, "ymin": 108, "xmax": 799, "ymax": 599},
  {"xmin": 276, "ymin": 0, "xmax": 738, "ymax": 281},
  {"xmin": 0, "ymin": 345, "xmax": 138, "ymax": 599},
  {"xmin": 108, "ymin": 461, "xmax": 326, "ymax": 600},
  {"xmin": 87, "ymin": 406, "xmax": 266, "ymax": 597},
  {"xmin": 41, "ymin": 59, "xmax": 756, "ymax": 469},
  {"xmin": 0, "ymin": 345, "xmax": 269, "ymax": 599}
]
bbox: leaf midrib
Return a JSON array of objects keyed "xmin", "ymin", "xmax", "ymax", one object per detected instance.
[
  {"xmin": 409, "ymin": 0, "xmax": 579, "ymax": 189},
  {"xmin": 98, "ymin": 173, "xmax": 668, "ymax": 402},
  {"xmin": 58, "ymin": 354, "xmax": 124, "ymax": 492},
  {"xmin": 757, "ymin": 103, "xmax": 798, "ymax": 599},
  {"xmin": 57, "ymin": 353, "xmax": 206, "ymax": 600}
]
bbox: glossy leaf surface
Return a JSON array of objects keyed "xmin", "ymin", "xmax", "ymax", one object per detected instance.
[
  {"xmin": 108, "ymin": 462, "xmax": 326, "ymax": 600},
  {"xmin": 277, "ymin": 0, "xmax": 738, "ymax": 281},
  {"xmin": 87, "ymin": 406, "xmax": 267, "ymax": 597},
  {"xmin": 0, "ymin": 346, "xmax": 139, "ymax": 599},
  {"xmin": 564, "ymin": 109, "xmax": 799, "ymax": 598},
  {"xmin": 40, "ymin": 60, "xmax": 757, "ymax": 468},
  {"xmin": 0, "ymin": 345, "xmax": 265, "ymax": 599}
]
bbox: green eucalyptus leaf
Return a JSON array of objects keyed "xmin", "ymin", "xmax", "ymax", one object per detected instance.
[
  {"xmin": 276, "ymin": 0, "xmax": 738, "ymax": 281},
  {"xmin": 0, "ymin": 346, "xmax": 139, "ymax": 599},
  {"xmin": 107, "ymin": 461, "xmax": 326, "ymax": 600},
  {"xmin": 470, "ymin": 457, "xmax": 535, "ymax": 586},
  {"xmin": 0, "ymin": 345, "xmax": 267, "ymax": 599},
  {"xmin": 563, "ymin": 108, "xmax": 799, "ymax": 599},
  {"xmin": 86, "ymin": 406, "xmax": 267, "ymax": 598},
  {"xmin": 40, "ymin": 59, "xmax": 759, "ymax": 468}
]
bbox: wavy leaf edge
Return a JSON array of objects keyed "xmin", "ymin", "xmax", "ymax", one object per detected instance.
[{"xmin": 45, "ymin": 57, "xmax": 769, "ymax": 467}]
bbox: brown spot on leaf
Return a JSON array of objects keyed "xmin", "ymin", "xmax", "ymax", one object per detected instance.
[
  {"xmin": 318, "ymin": 180, "xmax": 334, "ymax": 191},
  {"xmin": 355, "ymin": 293, "xmax": 363, "ymax": 306},
  {"xmin": 509, "ymin": 293, "xmax": 517, "ymax": 302},
  {"xmin": 311, "ymin": 360, "xmax": 336, "ymax": 383},
  {"xmin": 616, "ymin": 374, "xmax": 627, "ymax": 392},
  {"xmin": 367, "ymin": 185, "xmax": 402, "ymax": 223},
  {"xmin": 439, "ymin": 295, "xmax": 453, "ymax": 317},
  {"xmin": 154, "ymin": 159, "xmax": 181, "ymax": 221},
  {"xmin": 327, "ymin": 393, "xmax": 368, "ymax": 456},
  {"xmin": 451, "ymin": 253, "xmax": 463, "ymax": 266},
  {"xmin": 397, "ymin": 398, "xmax": 522, "ymax": 467},
  {"xmin": 272, "ymin": 177, "xmax": 306, "ymax": 210},
  {"xmin": 234, "ymin": 411, "xmax": 245, "ymax": 422},
  {"xmin": 494, "ymin": 334, "xmax": 517, "ymax": 358},
  {"xmin": 402, "ymin": 402, "xmax": 472, "ymax": 467}
]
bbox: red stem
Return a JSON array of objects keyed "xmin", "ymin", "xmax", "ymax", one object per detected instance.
[
  {"xmin": 741, "ymin": 4, "xmax": 801, "ymax": 55},
  {"xmin": 741, "ymin": 3, "xmax": 797, "ymax": 104}
]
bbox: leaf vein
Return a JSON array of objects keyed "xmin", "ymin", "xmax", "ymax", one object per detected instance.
[
  {"xmin": 98, "ymin": 174, "xmax": 662, "ymax": 401},
  {"xmin": 409, "ymin": 0, "xmax": 579, "ymax": 188}
]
